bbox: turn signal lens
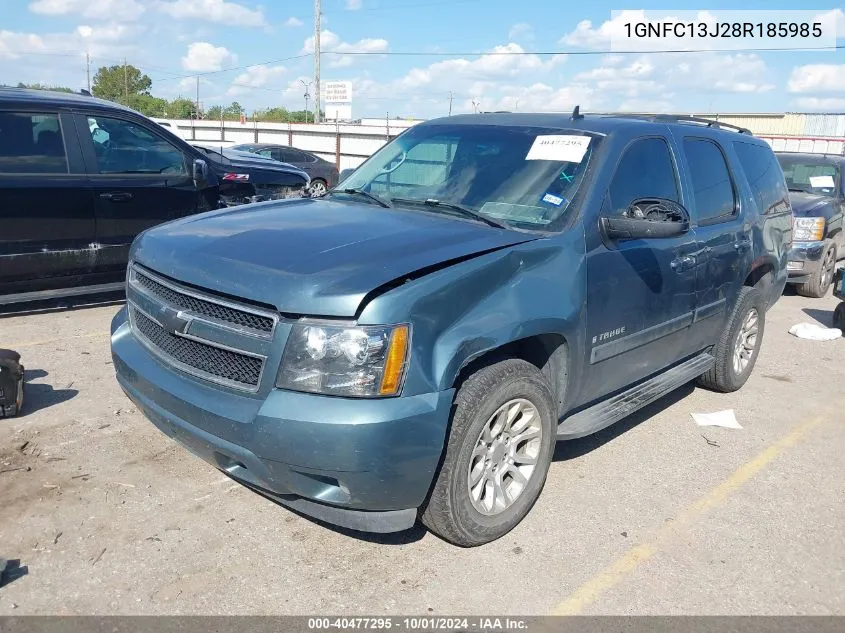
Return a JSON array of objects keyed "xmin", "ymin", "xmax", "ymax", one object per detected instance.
[{"xmin": 379, "ymin": 325, "xmax": 410, "ymax": 396}]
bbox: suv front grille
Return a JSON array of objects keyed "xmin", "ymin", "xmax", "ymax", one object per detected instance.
[
  {"xmin": 127, "ymin": 264, "xmax": 278, "ymax": 392},
  {"xmin": 130, "ymin": 306, "xmax": 263, "ymax": 388},
  {"xmin": 133, "ymin": 268, "xmax": 274, "ymax": 335}
]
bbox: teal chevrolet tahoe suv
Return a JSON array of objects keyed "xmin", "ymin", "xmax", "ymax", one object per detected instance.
[{"xmin": 111, "ymin": 112, "xmax": 791, "ymax": 546}]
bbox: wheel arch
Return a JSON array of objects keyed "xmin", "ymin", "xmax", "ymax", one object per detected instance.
[{"xmin": 449, "ymin": 332, "xmax": 571, "ymax": 418}]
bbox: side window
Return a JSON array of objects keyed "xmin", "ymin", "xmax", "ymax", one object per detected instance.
[
  {"xmin": 283, "ymin": 149, "xmax": 303, "ymax": 162},
  {"xmin": 683, "ymin": 138, "xmax": 736, "ymax": 223},
  {"xmin": 86, "ymin": 116, "xmax": 187, "ymax": 176},
  {"xmin": 0, "ymin": 112, "xmax": 68, "ymax": 174},
  {"xmin": 255, "ymin": 149, "xmax": 274, "ymax": 159},
  {"xmin": 733, "ymin": 142, "xmax": 790, "ymax": 215},
  {"xmin": 608, "ymin": 138, "xmax": 678, "ymax": 213}
]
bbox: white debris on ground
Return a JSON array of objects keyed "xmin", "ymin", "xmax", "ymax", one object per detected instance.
[
  {"xmin": 691, "ymin": 409, "xmax": 743, "ymax": 429},
  {"xmin": 788, "ymin": 322, "xmax": 843, "ymax": 341}
]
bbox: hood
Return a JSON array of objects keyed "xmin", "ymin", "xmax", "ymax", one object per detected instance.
[
  {"xmin": 788, "ymin": 191, "xmax": 834, "ymax": 217},
  {"xmin": 131, "ymin": 198, "xmax": 538, "ymax": 316}
]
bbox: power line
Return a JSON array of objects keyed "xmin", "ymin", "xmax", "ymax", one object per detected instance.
[
  {"xmin": 151, "ymin": 54, "xmax": 311, "ymax": 82},
  {"xmin": 320, "ymin": 43, "xmax": 845, "ymax": 56}
]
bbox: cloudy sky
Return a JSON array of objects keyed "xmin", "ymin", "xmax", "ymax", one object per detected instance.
[{"xmin": 1, "ymin": 0, "xmax": 844, "ymax": 118}]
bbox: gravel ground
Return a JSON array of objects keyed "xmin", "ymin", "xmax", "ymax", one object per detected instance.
[{"xmin": 0, "ymin": 289, "xmax": 843, "ymax": 615}]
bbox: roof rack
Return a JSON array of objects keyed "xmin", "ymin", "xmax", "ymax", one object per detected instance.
[{"xmin": 649, "ymin": 114, "xmax": 752, "ymax": 135}]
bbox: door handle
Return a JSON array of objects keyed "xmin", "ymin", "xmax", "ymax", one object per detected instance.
[
  {"xmin": 99, "ymin": 192, "xmax": 134, "ymax": 203},
  {"xmin": 734, "ymin": 239, "xmax": 752, "ymax": 252},
  {"xmin": 671, "ymin": 255, "xmax": 696, "ymax": 271}
]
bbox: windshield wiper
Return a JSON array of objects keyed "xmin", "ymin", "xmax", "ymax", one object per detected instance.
[
  {"xmin": 333, "ymin": 188, "xmax": 393, "ymax": 208},
  {"xmin": 391, "ymin": 197, "xmax": 508, "ymax": 229},
  {"xmin": 788, "ymin": 187, "xmax": 808, "ymax": 192}
]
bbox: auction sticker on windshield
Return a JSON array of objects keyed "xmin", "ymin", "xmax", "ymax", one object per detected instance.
[
  {"xmin": 526, "ymin": 135, "xmax": 591, "ymax": 163},
  {"xmin": 809, "ymin": 175, "xmax": 835, "ymax": 189}
]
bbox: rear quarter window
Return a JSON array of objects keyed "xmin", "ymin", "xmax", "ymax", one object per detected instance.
[
  {"xmin": 733, "ymin": 142, "xmax": 791, "ymax": 215},
  {"xmin": 682, "ymin": 138, "xmax": 737, "ymax": 224},
  {"xmin": 0, "ymin": 112, "xmax": 68, "ymax": 174}
]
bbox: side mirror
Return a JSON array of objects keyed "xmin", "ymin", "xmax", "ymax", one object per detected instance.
[
  {"xmin": 192, "ymin": 158, "xmax": 209, "ymax": 182},
  {"xmin": 601, "ymin": 198, "xmax": 690, "ymax": 241},
  {"xmin": 339, "ymin": 168, "xmax": 355, "ymax": 182}
]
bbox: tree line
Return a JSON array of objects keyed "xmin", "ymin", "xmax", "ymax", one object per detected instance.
[{"xmin": 8, "ymin": 64, "xmax": 318, "ymax": 123}]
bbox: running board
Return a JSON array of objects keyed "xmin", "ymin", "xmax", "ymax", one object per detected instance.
[
  {"xmin": 557, "ymin": 352, "xmax": 715, "ymax": 440},
  {"xmin": 0, "ymin": 282, "xmax": 125, "ymax": 306}
]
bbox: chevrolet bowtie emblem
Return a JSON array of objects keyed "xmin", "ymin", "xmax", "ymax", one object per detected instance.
[{"xmin": 158, "ymin": 306, "xmax": 192, "ymax": 335}]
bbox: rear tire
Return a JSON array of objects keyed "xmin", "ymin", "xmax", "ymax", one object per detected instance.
[
  {"xmin": 796, "ymin": 240, "xmax": 836, "ymax": 298},
  {"xmin": 309, "ymin": 179, "xmax": 328, "ymax": 197},
  {"xmin": 698, "ymin": 286, "xmax": 765, "ymax": 393},
  {"xmin": 421, "ymin": 359, "xmax": 556, "ymax": 547}
]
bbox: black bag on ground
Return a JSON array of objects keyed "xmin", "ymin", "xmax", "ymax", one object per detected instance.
[{"xmin": 0, "ymin": 349, "xmax": 24, "ymax": 418}]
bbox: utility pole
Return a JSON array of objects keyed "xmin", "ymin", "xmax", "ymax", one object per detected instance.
[
  {"xmin": 448, "ymin": 91, "xmax": 453, "ymax": 116},
  {"xmin": 300, "ymin": 79, "xmax": 312, "ymax": 124},
  {"xmin": 123, "ymin": 57, "xmax": 128, "ymax": 105},
  {"xmin": 313, "ymin": 0, "xmax": 321, "ymax": 124},
  {"xmin": 195, "ymin": 76, "xmax": 200, "ymax": 119},
  {"xmin": 86, "ymin": 51, "xmax": 91, "ymax": 93}
]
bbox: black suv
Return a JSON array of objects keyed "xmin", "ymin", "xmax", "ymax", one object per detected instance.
[
  {"xmin": 775, "ymin": 152, "xmax": 844, "ymax": 297},
  {"xmin": 0, "ymin": 89, "xmax": 309, "ymax": 304}
]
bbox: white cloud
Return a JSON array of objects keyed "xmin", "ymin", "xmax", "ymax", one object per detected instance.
[
  {"xmin": 814, "ymin": 9, "xmax": 845, "ymax": 36},
  {"xmin": 301, "ymin": 30, "xmax": 389, "ymax": 67},
  {"xmin": 181, "ymin": 42, "xmax": 236, "ymax": 72},
  {"xmin": 157, "ymin": 0, "xmax": 267, "ymax": 27},
  {"xmin": 284, "ymin": 17, "xmax": 303, "ymax": 27},
  {"xmin": 792, "ymin": 97, "xmax": 845, "ymax": 110},
  {"xmin": 346, "ymin": 0, "xmax": 363, "ymax": 9},
  {"xmin": 508, "ymin": 23, "xmax": 534, "ymax": 42},
  {"xmin": 0, "ymin": 24, "xmax": 145, "ymax": 61},
  {"xmin": 480, "ymin": 83, "xmax": 595, "ymax": 113},
  {"xmin": 76, "ymin": 22, "xmax": 143, "ymax": 43},
  {"xmin": 788, "ymin": 65, "xmax": 845, "ymax": 93},
  {"xmin": 227, "ymin": 65, "xmax": 286, "ymax": 95},
  {"xmin": 561, "ymin": 10, "xmax": 648, "ymax": 49},
  {"xmin": 398, "ymin": 43, "xmax": 565, "ymax": 90},
  {"xmin": 29, "ymin": 0, "xmax": 145, "ymax": 21},
  {"xmin": 571, "ymin": 52, "xmax": 772, "ymax": 108}
]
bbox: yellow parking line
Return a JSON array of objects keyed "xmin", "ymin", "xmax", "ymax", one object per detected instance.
[
  {"xmin": 552, "ymin": 413, "xmax": 827, "ymax": 615},
  {"xmin": 10, "ymin": 331, "xmax": 106, "ymax": 349}
]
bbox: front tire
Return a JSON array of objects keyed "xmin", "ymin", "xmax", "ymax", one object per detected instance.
[
  {"xmin": 421, "ymin": 359, "xmax": 556, "ymax": 547},
  {"xmin": 797, "ymin": 240, "xmax": 836, "ymax": 298},
  {"xmin": 833, "ymin": 302, "xmax": 845, "ymax": 333},
  {"xmin": 698, "ymin": 286, "xmax": 765, "ymax": 393}
]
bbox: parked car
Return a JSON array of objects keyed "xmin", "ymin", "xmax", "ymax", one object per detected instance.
[
  {"xmin": 0, "ymin": 88, "xmax": 308, "ymax": 304},
  {"xmin": 191, "ymin": 145, "xmax": 310, "ymax": 207},
  {"xmin": 230, "ymin": 143, "xmax": 338, "ymax": 196},
  {"xmin": 774, "ymin": 152, "xmax": 844, "ymax": 297},
  {"xmin": 111, "ymin": 112, "xmax": 791, "ymax": 546}
]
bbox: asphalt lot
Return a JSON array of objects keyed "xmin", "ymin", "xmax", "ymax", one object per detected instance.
[{"xmin": 1, "ymin": 289, "xmax": 843, "ymax": 615}]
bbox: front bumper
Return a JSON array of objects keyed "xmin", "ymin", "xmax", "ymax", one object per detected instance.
[
  {"xmin": 786, "ymin": 240, "xmax": 826, "ymax": 284},
  {"xmin": 110, "ymin": 306, "xmax": 454, "ymax": 533}
]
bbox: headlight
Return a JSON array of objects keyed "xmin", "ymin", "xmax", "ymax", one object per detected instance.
[
  {"xmin": 277, "ymin": 323, "xmax": 410, "ymax": 397},
  {"xmin": 793, "ymin": 216, "xmax": 825, "ymax": 242}
]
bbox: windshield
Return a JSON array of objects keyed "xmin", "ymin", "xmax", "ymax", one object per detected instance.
[
  {"xmin": 336, "ymin": 124, "xmax": 598, "ymax": 229},
  {"xmin": 776, "ymin": 155, "xmax": 840, "ymax": 197}
]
